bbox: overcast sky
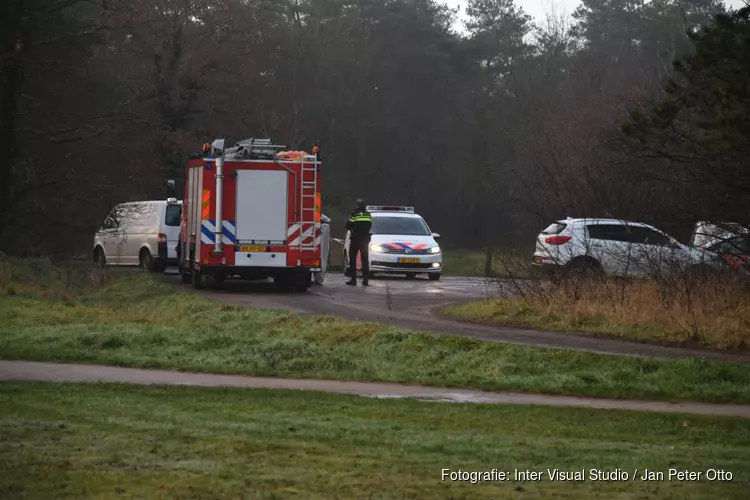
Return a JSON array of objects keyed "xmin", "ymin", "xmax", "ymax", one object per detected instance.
[{"xmin": 442, "ymin": 0, "xmax": 748, "ymax": 32}]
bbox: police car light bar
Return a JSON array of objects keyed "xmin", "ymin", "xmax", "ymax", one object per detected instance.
[{"xmin": 366, "ymin": 205, "xmax": 414, "ymax": 213}]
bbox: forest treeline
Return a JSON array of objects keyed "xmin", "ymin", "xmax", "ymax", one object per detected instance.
[{"xmin": 1, "ymin": 0, "xmax": 748, "ymax": 254}]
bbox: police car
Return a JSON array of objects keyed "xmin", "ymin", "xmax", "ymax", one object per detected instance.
[{"xmin": 343, "ymin": 205, "xmax": 442, "ymax": 280}]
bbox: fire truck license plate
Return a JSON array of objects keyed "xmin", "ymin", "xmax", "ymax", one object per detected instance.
[
  {"xmin": 240, "ymin": 245, "xmax": 266, "ymax": 252},
  {"xmin": 398, "ymin": 257, "xmax": 420, "ymax": 264}
]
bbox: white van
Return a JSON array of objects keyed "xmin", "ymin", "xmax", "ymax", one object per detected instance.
[{"xmin": 93, "ymin": 199, "xmax": 182, "ymax": 272}]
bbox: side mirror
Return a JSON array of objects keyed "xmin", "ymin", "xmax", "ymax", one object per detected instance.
[{"xmin": 432, "ymin": 232, "xmax": 441, "ymax": 239}]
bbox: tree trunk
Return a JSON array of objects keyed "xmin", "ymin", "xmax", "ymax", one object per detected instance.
[{"xmin": 0, "ymin": 24, "xmax": 22, "ymax": 236}]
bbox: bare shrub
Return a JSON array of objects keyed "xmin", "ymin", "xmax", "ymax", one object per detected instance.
[{"xmin": 492, "ymin": 268, "xmax": 750, "ymax": 350}]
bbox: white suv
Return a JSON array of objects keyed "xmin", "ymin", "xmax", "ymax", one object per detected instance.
[{"xmin": 532, "ymin": 218, "xmax": 709, "ymax": 278}]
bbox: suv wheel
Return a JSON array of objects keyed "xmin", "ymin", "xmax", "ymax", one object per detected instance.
[{"xmin": 565, "ymin": 258, "xmax": 604, "ymax": 279}]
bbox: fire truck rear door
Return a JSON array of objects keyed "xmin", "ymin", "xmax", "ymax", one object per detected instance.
[{"xmin": 235, "ymin": 169, "xmax": 288, "ymax": 243}]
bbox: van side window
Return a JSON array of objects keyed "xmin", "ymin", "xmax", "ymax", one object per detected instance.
[
  {"xmin": 103, "ymin": 208, "xmax": 121, "ymax": 229},
  {"xmin": 165, "ymin": 205, "xmax": 181, "ymax": 226}
]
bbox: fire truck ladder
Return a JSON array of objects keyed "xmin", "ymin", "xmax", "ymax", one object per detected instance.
[
  {"xmin": 299, "ymin": 158, "xmax": 319, "ymax": 251},
  {"xmin": 228, "ymin": 138, "xmax": 286, "ymax": 160}
]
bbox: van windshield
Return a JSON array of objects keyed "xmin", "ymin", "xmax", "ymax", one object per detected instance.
[
  {"xmin": 371, "ymin": 216, "xmax": 430, "ymax": 236},
  {"xmin": 165, "ymin": 205, "xmax": 181, "ymax": 226}
]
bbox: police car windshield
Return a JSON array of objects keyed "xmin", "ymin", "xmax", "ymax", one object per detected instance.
[{"xmin": 371, "ymin": 216, "xmax": 430, "ymax": 236}]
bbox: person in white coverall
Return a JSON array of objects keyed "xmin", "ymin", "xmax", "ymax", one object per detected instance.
[{"xmin": 313, "ymin": 215, "xmax": 331, "ymax": 284}]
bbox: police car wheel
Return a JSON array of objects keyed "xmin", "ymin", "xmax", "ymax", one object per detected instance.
[{"xmin": 180, "ymin": 263, "xmax": 191, "ymax": 284}]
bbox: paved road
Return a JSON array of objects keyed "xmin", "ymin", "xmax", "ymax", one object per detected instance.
[
  {"xmin": 167, "ymin": 272, "xmax": 750, "ymax": 365},
  {"xmin": 2, "ymin": 361, "xmax": 748, "ymax": 418}
]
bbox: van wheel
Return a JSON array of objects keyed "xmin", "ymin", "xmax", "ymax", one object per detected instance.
[
  {"xmin": 192, "ymin": 268, "xmax": 203, "ymax": 289},
  {"xmin": 139, "ymin": 249, "xmax": 155, "ymax": 272},
  {"xmin": 428, "ymin": 273, "xmax": 441, "ymax": 281},
  {"xmin": 94, "ymin": 247, "xmax": 106, "ymax": 268}
]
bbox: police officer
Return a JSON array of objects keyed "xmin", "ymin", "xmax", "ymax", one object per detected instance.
[{"xmin": 345, "ymin": 199, "xmax": 373, "ymax": 286}]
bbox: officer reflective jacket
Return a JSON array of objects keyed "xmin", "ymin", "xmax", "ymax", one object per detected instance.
[{"xmin": 346, "ymin": 208, "xmax": 372, "ymax": 240}]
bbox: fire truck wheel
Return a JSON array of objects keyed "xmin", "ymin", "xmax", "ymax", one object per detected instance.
[
  {"xmin": 179, "ymin": 262, "xmax": 191, "ymax": 284},
  {"xmin": 191, "ymin": 268, "xmax": 204, "ymax": 289},
  {"xmin": 293, "ymin": 277, "xmax": 310, "ymax": 293},
  {"xmin": 213, "ymin": 273, "xmax": 225, "ymax": 287}
]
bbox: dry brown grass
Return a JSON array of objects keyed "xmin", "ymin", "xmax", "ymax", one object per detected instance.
[{"xmin": 445, "ymin": 272, "xmax": 750, "ymax": 350}]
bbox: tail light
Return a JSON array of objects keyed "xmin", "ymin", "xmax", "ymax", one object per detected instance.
[
  {"xmin": 157, "ymin": 233, "xmax": 168, "ymax": 258},
  {"xmin": 545, "ymin": 235, "xmax": 572, "ymax": 245}
]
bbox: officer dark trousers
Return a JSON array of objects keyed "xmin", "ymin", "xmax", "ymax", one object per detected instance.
[{"xmin": 348, "ymin": 238, "xmax": 370, "ymax": 285}]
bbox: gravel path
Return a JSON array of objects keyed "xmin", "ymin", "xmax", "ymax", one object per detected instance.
[{"xmin": 2, "ymin": 360, "xmax": 748, "ymax": 418}]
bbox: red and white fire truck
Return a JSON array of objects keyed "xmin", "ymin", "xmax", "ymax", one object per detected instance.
[{"xmin": 178, "ymin": 137, "xmax": 323, "ymax": 292}]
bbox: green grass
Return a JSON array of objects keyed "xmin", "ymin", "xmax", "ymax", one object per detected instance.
[
  {"xmin": 1, "ymin": 383, "xmax": 749, "ymax": 499},
  {"xmin": 1, "ymin": 257, "xmax": 750, "ymax": 403},
  {"xmin": 441, "ymin": 249, "xmax": 531, "ymax": 277}
]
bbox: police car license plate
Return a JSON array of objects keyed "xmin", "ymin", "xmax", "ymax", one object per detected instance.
[
  {"xmin": 399, "ymin": 257, "xmax": 420, "ymax": 264},
  {"xmin": 240, "ymin": 245, "xmax": 266, "ymax": 252}
]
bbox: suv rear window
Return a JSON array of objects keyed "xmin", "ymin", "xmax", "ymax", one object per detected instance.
[
  {"xmin": 165, "ymin": 204, "xmax": 181, "ymax": 226},
  {"xmin": 542, "ymin": 222, "xmax": 567, "ymax": 235}
]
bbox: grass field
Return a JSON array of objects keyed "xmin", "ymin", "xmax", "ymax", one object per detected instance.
[
  {"xmin": 1, "ymin": 257, "xmax": 750, "ymax": 403},
  {"xmin": 1, "ymin": 382, "xmax": 748, "ymax": 499},
  {"xmin": 442, "ymin": 276, "xmax": 750, "ymax": 351}
]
